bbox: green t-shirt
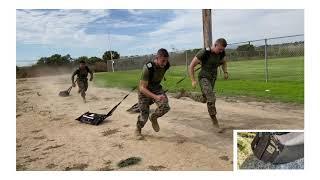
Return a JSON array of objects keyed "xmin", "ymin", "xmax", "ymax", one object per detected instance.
[
  {"xmin": 140, "ymin": 62, "xmax": 167, "ymax": 90},
  {"xmin": 196, "ymin": 49, "xmax": 225, "ymax": 80},
  {"xmin": 72, "ymin": 66, "xmax": 92, "ymax": 80}
]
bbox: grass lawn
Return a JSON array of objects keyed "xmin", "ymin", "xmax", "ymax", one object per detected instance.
[{"xmin": 94, "ymin": 56, "xmax": 304, "ymax": 104}]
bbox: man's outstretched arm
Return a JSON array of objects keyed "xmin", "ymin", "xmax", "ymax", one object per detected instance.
[
  {"xmin": 71, "ymin": 70, "xmax": 78, "ymax": 86},
  {"xmin": 88, "ymin": 68, "xmax": 94, "ymax": 81},
  {"xmin": 220, "ymin": 57, "xmax": 228, "ymax": 80},
  {"xmin": 139, "ymin": 80, "xmax": 166, "ymax": 102},
  {"xmin": 189, "ymin": 57, "xmax": 201, "ymax": 88}
]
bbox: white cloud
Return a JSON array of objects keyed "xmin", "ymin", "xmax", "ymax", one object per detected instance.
[
  {"xmin": 17, "ymin": 9, "xmax": 304, "ymax": 60},
  {"xmin": 92, "ymin": 16, "xmax": 147, "ymax": 28},
  {"xmin": 125, "ymin": 9, "xmax": 304, "ymax": 55},
  {"xmin": 111, "ymin": 21, "xmax": 147, "ymax": 28},
  {"xmin": 16, "ymin": 9, "xmax": 135, "ymax": 48},
  {"xmin": 129, "ymin": 9, "xmax": 203, "ymax": 54},
  {"xmin": 212, "ymin": 9, "xmax": 304, "ymax": 43},
  {"xmin": 127, "ymin": 9, "xmax": 144, "ymax": 15},
  {"xmin": 148, "ymin": 9, "xmax": 201, "ymax": 36}
]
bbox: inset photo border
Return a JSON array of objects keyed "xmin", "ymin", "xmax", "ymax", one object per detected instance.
[{"xmin": 233, "ymin": 130, "xmax": 304, "ymax": 170}]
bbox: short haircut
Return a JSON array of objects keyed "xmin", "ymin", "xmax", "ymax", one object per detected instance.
[
  {"xmin": 79, "ymin": 60, "xmax": 86, "ymax": 64},
  {"xmin": 215, "ymin": 38, "xmax": 228, "ymax": 47},
  {"xmin": 157, "ymin": 48, "xmax": 169, "ymax": 57}
]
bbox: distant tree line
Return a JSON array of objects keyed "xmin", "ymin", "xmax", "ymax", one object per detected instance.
[
  {"xmin": 226, "ymin": 41, "xmax": 304, "ymax": 60},
  {"xmin": 35, "ymin": 50, "xmax": 120, "ymax": 66},
  {"xmin": 17, "ymin": 41, "xmax": 304, "ymax": 78}
]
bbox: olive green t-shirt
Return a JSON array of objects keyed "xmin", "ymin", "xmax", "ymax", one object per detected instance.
[
  {"xmin": 72, "ymin": 66, "xmax": 92, "ymax": 81},
  {"xmin": 196, "ymin": 49, "xmax": 225, "ymax": 80},
  {"xmin": 140, "ymin": 62, "xmax": 166, "ymax": 90}
]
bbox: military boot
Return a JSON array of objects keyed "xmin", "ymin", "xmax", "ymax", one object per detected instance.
[
  {"xmin": 82, "ymin": 96, "xmax": 86, "ymax": 103},
  {"xmin": 149, "ymin": 114, "xmax": 160, "ymax": 132},
  {"xmin": 210, "ymin": 114, "xmax": 220, "ymax": 128},
  {"xmin": 134, "ymin": 126, "xmax": 143, "ymax": 140}
]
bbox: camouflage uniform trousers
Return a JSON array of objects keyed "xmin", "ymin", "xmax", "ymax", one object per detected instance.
[
  {"xmin": 77, "ymin": 78, "xmax": 88, "ymax": 98},
  {"xmin": 199, "ymin": 77, "xmax": 217, "ymax": 117},
  {"xmin": 136, "ymin": 88, "xmax": 171, "ymax": 129}
]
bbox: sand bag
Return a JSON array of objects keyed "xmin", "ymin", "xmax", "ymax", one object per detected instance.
[
  {"xmin": 59, "ymin": 86, "xmax": 73, "ymax": 97},
  {"xmin": 251, "ymin": 132, "xmax": 304, "ymax": 164},
  {"xmin": 75, "ymin": 112, "xmax": 108, "ymax": 125},
  {"xmin": 76, "ymin": 86, "xmax": 137, "ymax": 125}
]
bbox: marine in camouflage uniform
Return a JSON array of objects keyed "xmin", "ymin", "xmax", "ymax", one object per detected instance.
[
  {"xmin": 189, "ymin": 38, "xmax": 229, "ymax": 128},
  {"xmin": 71, "ymin": 60, "xmax": 93, "ymax": 102},
  {"xmin": 135, "ymin": 48, "xmax": 171, "ymax": 139}
]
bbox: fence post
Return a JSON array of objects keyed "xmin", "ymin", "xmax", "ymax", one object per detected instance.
[
  {"xmin": 264, "ymin": 39, "xmax": 269, "ymax": 83},
  {"xmin": 185, "ymin": 50, "xmax": 188, "ymax": 76},
  {"xmin": 202, "ymin": 9, "xmax": 212, "ymax": 48},
  {"xmin": 111, "ymin": 60, "xmax": 115, "ymax": 72},
  {"xmin": 248, "ymin": 41, "xmax": 251, "ymax": 60}
]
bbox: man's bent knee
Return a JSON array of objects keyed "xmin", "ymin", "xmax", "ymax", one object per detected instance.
[{"xmin": 159, "ymin": 104, "xmax": 170, "ymax": 115}]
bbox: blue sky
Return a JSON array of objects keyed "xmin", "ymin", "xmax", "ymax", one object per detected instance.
[{"xmin": 16, "ymin": 9, "xmax": 304, "ymax": 66}]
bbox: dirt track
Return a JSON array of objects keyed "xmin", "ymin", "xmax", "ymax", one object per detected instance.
[{"xmin": 16, "ymin": 75, "xmax": 304, "ymax": 171}]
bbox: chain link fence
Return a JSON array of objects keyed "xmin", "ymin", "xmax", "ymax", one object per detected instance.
[
  {"xmin": 19, "ymin": 34, "xmax": 300, "ymax": 83},
  {"xmin": 107, "ymin": 49, "xmax": 198, "ymax": 72},
  {"xmin": 226, "ymin": 34, "xmax": 304, "ymax": 82},
  {"xmin": 108, "ymin": 34, "xmax": 303, "ymax": 83}
]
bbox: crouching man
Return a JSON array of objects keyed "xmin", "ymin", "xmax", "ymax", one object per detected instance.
[{"xmin": 135, "ymin": 48, "xmax": 171, "ymax": 139}]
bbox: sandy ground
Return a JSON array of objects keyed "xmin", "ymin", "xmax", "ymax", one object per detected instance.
[
  {"xmin": 239, "ymin": 155, "xmax": 304, "ymax": 169},
  {"xmin": 16, "ymin": 75, "xmax": 304, "ymax": 171},
  {"xmin": 237, "ymin": 133, "xmax": 304, "ymax": 169}
]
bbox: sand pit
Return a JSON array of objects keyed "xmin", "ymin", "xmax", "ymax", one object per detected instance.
[{"xmin": 16, "ymin": 75, "xmax": 303, "ymax": 171}]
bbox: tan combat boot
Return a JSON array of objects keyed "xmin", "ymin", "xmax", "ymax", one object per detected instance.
[
  {"xmin": 149, "ymin": 114, "xmax": 160, "ymax": 132},
  {"xmin": 134, "ymin": 127, "xmax": 143, "ymax": 140},
  {"xmin": 210, "ymin": 115, "xmax": 220, "ymax": 128}
]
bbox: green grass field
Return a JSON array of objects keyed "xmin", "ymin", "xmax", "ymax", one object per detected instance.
[{"xmin": 94, "ymin": 56, "xmax": 304, "ymax": 104}]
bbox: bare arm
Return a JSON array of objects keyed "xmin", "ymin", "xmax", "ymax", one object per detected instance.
[
  {"xmin": 139, "ymin": 80, "xmax": 165, "ymax": 101},
  {"xmin": 88, "ymin": 68, "xmax": 94, "ymax": 80},
  {"xmin": 221, "ymin": 58, "xmax": 227, "ymax": 72},
  {"xmin": 220, "ymin": 57, "xmax": 228, "ymax": 79},
  {"xmin": 71, "ymin": 70, "xmax": 78, "ymax": 84},
  {"xmin": 189, "ymin": 57, "xmax": 201, "ymax": 87}
]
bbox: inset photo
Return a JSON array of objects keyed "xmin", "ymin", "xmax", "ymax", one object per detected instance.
[{"xmin": 236, "ymin": 131, "xmax": 304, "ymax": 170}]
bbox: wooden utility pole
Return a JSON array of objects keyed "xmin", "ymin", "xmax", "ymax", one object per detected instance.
[{"xmin": 202, "ymin": 9, "xmax": 212, "ymax": 49}]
